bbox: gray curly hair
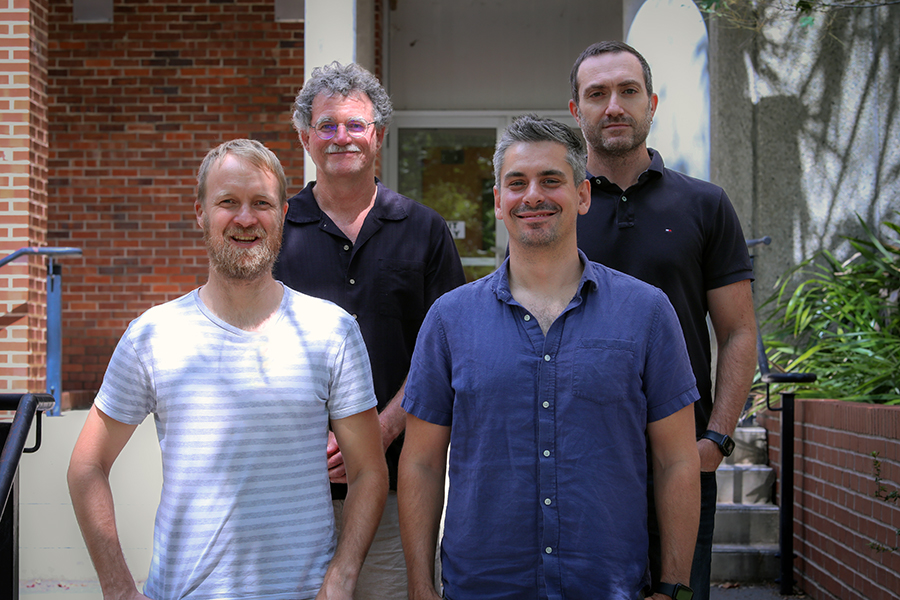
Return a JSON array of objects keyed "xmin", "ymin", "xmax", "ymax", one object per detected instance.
[{"xmin": 291, "ymin": 62, "xmax": 393, "ymax": 133}]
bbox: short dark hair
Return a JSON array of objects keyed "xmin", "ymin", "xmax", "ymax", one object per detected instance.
[
  {"xmin": 291, "ymin": 62, "xmax": 393, "ymax": 133},
  {"xmin": 493, "ymin": 114, "xmax": 586, "ymax": 185},
  {"xmin": 570, "ymin": 41, "xmax": 653, "ymax": 103}
]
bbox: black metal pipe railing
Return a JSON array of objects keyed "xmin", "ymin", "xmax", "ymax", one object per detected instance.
[
  {"xmin": 0, "ymin": 393, "xmax": 55, "ymax": 522},
  {"xmin": 747, "ymin": 235, "xmax": 819, "ymax": 594}
]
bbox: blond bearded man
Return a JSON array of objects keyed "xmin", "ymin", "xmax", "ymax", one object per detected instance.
[{"xmin": 68, "ymin": 139, "xmax": 387, "ymax": 600}]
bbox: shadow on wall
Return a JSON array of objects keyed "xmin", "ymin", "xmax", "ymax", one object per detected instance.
[{"xmin": 749, "ymin": 5, "xmax": 900, "ymax": 299}]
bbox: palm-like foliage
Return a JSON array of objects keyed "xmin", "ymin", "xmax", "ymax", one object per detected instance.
[{"xmin": 760, "ymin": 214, "xmax": 900, "ymax": 404}]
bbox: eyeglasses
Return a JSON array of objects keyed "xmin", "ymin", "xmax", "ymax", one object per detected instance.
[{"xmin": 312, "ymin": 118, "xmax": 373, "ymax": 140}]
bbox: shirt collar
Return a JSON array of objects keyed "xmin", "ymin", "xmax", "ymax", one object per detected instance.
[
  {"xmin": 285, "ymin": 178, "xmax": 410, "ymax": 224},
  {"xmin": 492, "ymin": 249, "xmax": 600, "ymax": 305},
  {"xmin": 586, "ymin": 148, "xmax": 664, "ymax": 193}
]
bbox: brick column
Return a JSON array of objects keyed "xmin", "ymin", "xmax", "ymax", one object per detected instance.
[{"xmin": 0, "ymin": 0, "xmax": 49, "ymax": 396}]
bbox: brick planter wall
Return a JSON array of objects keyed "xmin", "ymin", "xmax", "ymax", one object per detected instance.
[{"xmin": 759, "ymin": 399, "xmax": 900, "ymax": 599}]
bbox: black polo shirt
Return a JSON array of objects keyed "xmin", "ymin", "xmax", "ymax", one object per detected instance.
[
  {"xmin": 274, "ymin": 180, "xmax": 466, "ymax": 495},
  {"xmin": 576, "ymin": 149, "xmax": 753, "ymax": 434}
]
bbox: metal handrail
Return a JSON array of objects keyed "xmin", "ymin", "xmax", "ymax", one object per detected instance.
[
  {"xmin": 1, "ymin": 247, "xmax": 82, "ymax": 415},
  {"xmin": 0, "ymin": 393, "xmax": 55, "ymax": 521},
  {"xmin": 0, "ymin": 246, "xmax": 81, "ymax": 269},
  {"xmin": 747, "ymin": 235, "xmax": 818, "ymax": 594}
]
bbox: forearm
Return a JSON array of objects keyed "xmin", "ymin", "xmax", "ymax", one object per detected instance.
[
  {"xmin": 322, "ymin": 466, "xmax": 388, "ymax": 594},
  {"xmin": 398, "ymin": 458, "xmax": 445, "ymax": 599},
  {"xmin": 653, "ymin": 457, "xmax": 701, "ymax": 585},
  {"xmin": 379, "ymin": 378, "xmax": 408, "ymax": 451},
  {"xmin": 67, "ymin": 462, "xmax": 139, "ymax": 599},
  {"xmin": 708, "ymin": 326, "xmax": 757, "ymax": 436}
]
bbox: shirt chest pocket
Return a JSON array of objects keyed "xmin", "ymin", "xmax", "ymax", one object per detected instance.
[
  {"xmin": 572, "ymin": 339, "xmax": 638, "ymax": 405},
  {"xmin": 377, "ymin": 259, "xmax": 426, "ymax": 321}
]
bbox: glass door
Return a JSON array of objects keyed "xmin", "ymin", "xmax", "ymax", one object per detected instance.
[{"xmin": 383, "ymin": 112, "xmax": 577, "ymax": 281}]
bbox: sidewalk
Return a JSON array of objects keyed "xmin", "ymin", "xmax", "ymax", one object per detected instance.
[
  {"xmin": 711, "ymin": 582, "xmax": 805, "ymax": 599},
  {"xmin": 20, "ymin": 582, "xmax": 804, "ymax": 598}
]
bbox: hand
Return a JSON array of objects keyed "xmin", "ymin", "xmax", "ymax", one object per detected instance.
[
  {"xmin": 697, "ymin": 437, "xmax": 724, "ymax": 473},
  {"xmin": 102, "ymin": 590, "xmax": 150, "ymax": 600},
  {"xmin": 327, "ymin": 430, "xmax": 347, "ymax": 484},
  {"xmin": 315, "ymin": 566, "xmax": 357, "ymax": 600},
  {"xmin": 410, "ymin": 587, "xmax": 443, "ymax": 600}
]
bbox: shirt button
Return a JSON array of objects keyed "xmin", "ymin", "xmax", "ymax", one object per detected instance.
[
  {"xmin": 544, "ymin": 498, "xmax": 552, "ymax": 506},
  {"xmin": 351, "ymin": 313, "xmax": 358, "ymax": 319},
  {"xmin": 343, "ymin": 244, "xmax": 350, "ymax": 251},
  {"xmin": 542, "ymin": 401, "xmax": 550, "ymax": 409},
  {"xmin": 544, "ymin": 354, "xmax": 551, "ymax": 362},
  {"xmin": 545, "ymin": 547, "xmax": 553, "ymax": 554},
  {"xmin": 595, "ymin": 178, "xmax": 601, "ymax": 184},
  {"xmin": 543, "ymin": 450, "xmax": 550, "ymax": 457},
  {"xmin": 349, "ymin": 279, "xmax": 356, "ymax": 285},
  {"xmin": 524, "ymin": 314, "xmax": 531, "ymax": 321},
  {"xmin": 621, "ymin": 196, "xmax": 628, "ymax": 202}
]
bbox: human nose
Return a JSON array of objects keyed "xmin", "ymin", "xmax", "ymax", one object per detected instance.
[
  {"xmin": 605, "ymin": 93, "xmax": 625, "ymax": 116},
  {"xmin": 522, "ymin": 181, "xmax": 543, "ymax": 205},
  {"xmin": 233, "ymin": 203, "xmax": 258, "ymax": 227},
  {"xmin": 332, "ymin": 123, "xmax": 353, "ymax": 144}
]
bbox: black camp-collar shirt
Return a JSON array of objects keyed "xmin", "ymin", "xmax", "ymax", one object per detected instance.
[{"xmin": 274, "ymin": 179, "xmax": 466, "ymax": 494}]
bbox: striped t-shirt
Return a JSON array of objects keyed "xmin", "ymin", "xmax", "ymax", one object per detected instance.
[{"xmin": 95, "ymin": 286, "xmax": 377, "ymax": 599}]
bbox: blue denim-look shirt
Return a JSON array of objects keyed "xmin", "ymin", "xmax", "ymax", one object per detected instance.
[{"xmin": 403, "ymin": 253, "xmax": 699, "ymax": 600}]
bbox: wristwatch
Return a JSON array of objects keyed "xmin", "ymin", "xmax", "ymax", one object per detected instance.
[
  {"xmin": 655, "ymin": 582, "xmax": 694, "ymax": 600},
  {"xmin": 700, "ymin": 429, "xmax": 735, "ymax": 457}
]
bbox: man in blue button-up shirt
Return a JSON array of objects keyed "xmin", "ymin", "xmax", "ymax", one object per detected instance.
[{"xmin": 398, "ymin": 115, "xmax": 701, "ymax": 600}]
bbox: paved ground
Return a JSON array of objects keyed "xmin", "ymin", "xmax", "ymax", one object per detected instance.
[
  {"xmin": 21, "ymin": 581, "xmax": 807, "ymax": 598},
  {"xmin": 711, "ymin": 582, "xmax": 807, "ymax": 599}
]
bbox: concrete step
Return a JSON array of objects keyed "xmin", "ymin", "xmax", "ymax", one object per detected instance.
[
  {"xmin": 716, "ymin": 464, "xmax": 775, "ymax": 505},
  {"xmin": 725, "ymin": 426, "xmax": 768, "ymax": 466},
  {"xmin": 713, "ymin": 503, "xmax": 779, "ymax": 545},
  {"xmin": 710, "ymin": 543, "xmax": 780, "ymax": 583}
]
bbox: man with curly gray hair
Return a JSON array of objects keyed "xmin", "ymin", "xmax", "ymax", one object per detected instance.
[{"xmin": 276, "ymin": 62, "xmax": 465, "ymax": 599}]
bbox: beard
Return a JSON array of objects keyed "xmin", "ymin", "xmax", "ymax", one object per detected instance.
[
  {"xmin": 579, "ymin": 102, "xmax": 653, "ymax": 158},
  {"xmin": 509, "ymin": 201, "xmax": 564, "ymax": 248},
  {"xmin": 203, "ymin": 216, "xmax": 283, "ymax": 281}
]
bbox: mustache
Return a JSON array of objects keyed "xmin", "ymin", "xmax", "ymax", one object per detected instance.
[
  {"xmin": 325, "ymin": 143, "xmax": 361, "ymax": 153},
  {"xmin": 511, "ymin": 202, "xmax": 560, "ymax": 216},
  {"xmin": 225, "ymin": 225, "xmax": 266, "ymax": 239},
  {"xmin": 601, "ymin": 116, "xmax": 636, "ymax": 127}
]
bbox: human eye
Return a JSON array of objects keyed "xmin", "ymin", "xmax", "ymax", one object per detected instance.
[
  {"xmin": 316, "ymin": 121, "xmax": 337, "ymax": 135},
  {"xmin": 346, "ymin": 119, "xmax": 368, "ymax": 134}
]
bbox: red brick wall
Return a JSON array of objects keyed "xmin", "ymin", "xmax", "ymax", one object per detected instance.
[
  {"xmin": 0, "ymin": 0, "xmax": 49, "ymax": 396},
  {"xmin": 47, "ymin": 1, "xmax": 308, "ymax": 397},
  {"xmin": 760, "ymin": 400, "xmax": 900, "ymax": 600}
]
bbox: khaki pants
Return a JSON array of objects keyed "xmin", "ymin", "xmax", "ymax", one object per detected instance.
[{"xmin": 333, "ymin": 492, "xmax": 442, "ymax": 599}]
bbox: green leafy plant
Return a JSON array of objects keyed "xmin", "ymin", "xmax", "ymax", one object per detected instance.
[
  {"xmin": 759, "ymin": 214, "xmax": 900, "ymax": 404},
  {"xmin": 868, "ymin": 451, "xmax": 899, "ymax": 553}
]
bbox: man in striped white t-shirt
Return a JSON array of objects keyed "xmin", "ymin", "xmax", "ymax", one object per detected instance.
[{"xmin": 68, "ymin": 139, "xmax": 388, "ymax": 600}]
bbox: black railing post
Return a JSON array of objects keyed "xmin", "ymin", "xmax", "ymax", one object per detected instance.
[
  {"xmin": 779, "ymin": 390, "xmax": 796, "ymax": 596},
  {"xmin": 0, "ymin": 393, "xmax": 56, "ymax": 600},
  {"xmin": 762, "ymin": 374, "xmax": 815, "ymax": 595}
]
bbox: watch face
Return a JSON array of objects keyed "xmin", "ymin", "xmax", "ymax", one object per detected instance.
[
  {"xmin": 722, "ymin": 436, "xmax": 736, "ymax": 457},
  {"xmin": 674, "ymin": 584, "xmax": 694, "ymax": 600}
]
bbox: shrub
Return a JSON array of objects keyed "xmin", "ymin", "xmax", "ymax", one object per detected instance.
[{"xmin": 760, "ymin": 214, "xmax": 900, "ymax": 404}]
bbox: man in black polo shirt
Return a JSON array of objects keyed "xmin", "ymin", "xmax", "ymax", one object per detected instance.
[
  {"xmin": 568, "ymin": 41, "xmax": 758, "ymax": 600},
  {"xmin": 275, "ymin": 62, "xmax": 465, "ymax": 599}
]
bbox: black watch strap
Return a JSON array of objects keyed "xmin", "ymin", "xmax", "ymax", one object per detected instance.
[
  {"xmin": 655, "ymin": 582, "xmax": 694, "ymax": 600},
  {"xmin": 700, "ymin": 429, "xmax": 735, "ymax": 457}
]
